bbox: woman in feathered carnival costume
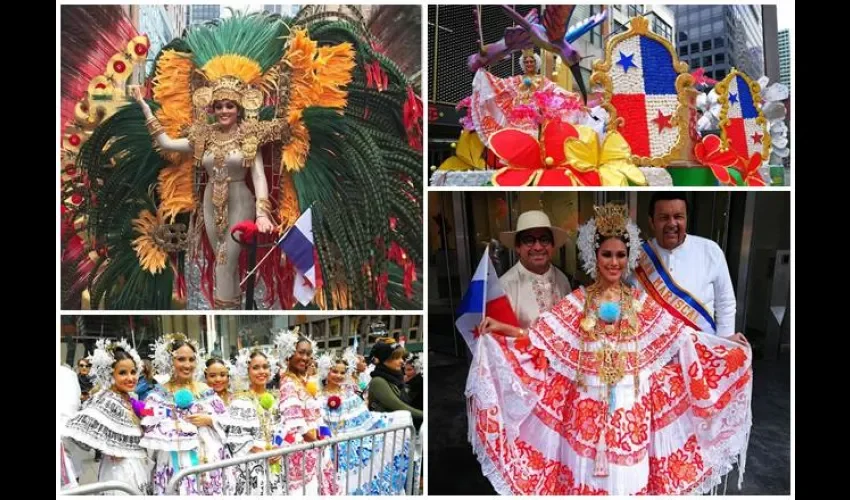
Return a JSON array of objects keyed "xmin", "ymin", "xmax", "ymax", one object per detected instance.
[
  {"xmin": 226, "ymin": 348, "xmax": 284, "ymax": 495},
  {"xmin": 69, "ymin": 8, "xmax": 422, "ymax": 311},
  {"xmin": 273, "ymin": 328, "xmax": 338, "ymax": 495},
  {"xmin": 318, "ymin": 353, "xmax": 413, "ymax": 494},
  {"xmin": 140, "ymin": 334, "xmax": 230, "ymax": 494},
  {"xmin": 62, "ymin": 339, "xmax": 152, "ymax": 494},
  {"xmin": 472, "ymin": 203, "xmax": 753, "ymax": 495}
]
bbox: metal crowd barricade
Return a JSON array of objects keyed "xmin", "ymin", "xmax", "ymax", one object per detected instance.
[
  {"xmin": 61, "ymin": 480, "xmax": 144, "ymax": 495},
  {"xmin": 165, "ymin": 423, "xmax": 418, "ymax": 495}
]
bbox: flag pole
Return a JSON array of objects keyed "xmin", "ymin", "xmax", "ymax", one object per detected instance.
[
  {"xmin": 244, "ymin": 233, "xmax": 259, "ymax": 310},
  {"xmin": 481, "ymin": 245, "xmax": 489, "ymax": 319},
  {"xmin": 239, "ymin": 204, "xmax": 314, "ymax": 287},
  {"xmin": 239, "ymin": 225, "xmax": 292, "ymax": 288}
]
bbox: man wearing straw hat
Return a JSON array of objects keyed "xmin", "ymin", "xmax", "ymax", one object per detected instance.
[{"xmin": 498, "ymin": 210, "xmax": 572, "ymax": 329}]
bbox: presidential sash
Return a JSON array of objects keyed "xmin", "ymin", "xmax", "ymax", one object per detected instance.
[{"xmin": 635, "ymin": 241, "xmax": 716, "ymax": 334}]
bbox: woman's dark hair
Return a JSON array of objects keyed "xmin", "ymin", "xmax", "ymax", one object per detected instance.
[
  {"xmin": 248, "ymin": 350, "xmax": 268, "ymax": 362},
  {"xmin": 205, "ymin": 357, "xmax": 228, "ymax": 370},
  {"xmin": 597, "ymin": 235, "xmax": 630, "ymax": 255},
  {"xmin": 111, "ymin": 347, "xmax": 136, "ymax": 368},
  {"xmin": 170, "ymin": 339, "xmax": 197, "ymax": 353}
]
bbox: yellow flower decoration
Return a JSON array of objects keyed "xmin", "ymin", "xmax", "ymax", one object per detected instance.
[
  {"xmin": 564, "ymin": 126, "xmax": 647, "ymax": 186},
  {"xmin": 438, "ymin": 131, "xmax": 486, "ymax": 171},
  {"xmin": 132, "ymin": 209, "xmax": 168, "ymax": 274}
]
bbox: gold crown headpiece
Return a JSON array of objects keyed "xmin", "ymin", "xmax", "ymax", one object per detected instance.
[
  {"xmin": 191, "ymin": 75, "xmax": 264, "ymax": 120},
  {"xmin": 593, "ymin": 204, "xmax": 629, "ymax": 238},
  {"xmin": 521, "ymin": 48, "xmax": 536, "ymax": 57},
  {"xmin": 211, "ymin": 75, "xmax": 245, "ymax": 103}
]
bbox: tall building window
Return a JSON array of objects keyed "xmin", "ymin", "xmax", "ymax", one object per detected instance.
[
  {"xmin": 657, "ymin": 19, "xmax": 672, "ymax": 41},
  {"xmin": 702, "ymin": 40, "xmax": 712, "ymax": 51},
  {"xmin": 614, "ymin": 21, "xmax": 627, "ymax": 35},
  {"xmin": 590, "ymin": 5, "xmax": 603, "ymax": 47}
]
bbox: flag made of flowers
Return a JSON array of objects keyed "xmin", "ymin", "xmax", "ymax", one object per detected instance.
[
  {"xmin": 590, "ymin": 17, "xmax": 692, "ymax": 167},
  {"xmin": 716, "ymin": 69, "xmax": 771, "ymax": 161}
]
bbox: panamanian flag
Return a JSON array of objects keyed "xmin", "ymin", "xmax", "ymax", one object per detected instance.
[
  {"xmin": 278, "ymin": 208, "xmax": 318, "ymax": 306},
  {"xmin": 608, "ymin": 34, "xmax": 681, "ymax": 159},
  {"xmin": 455, "ymin": 246, "xmax": 519, "ymax": 352},
  {"xmin": 723, "ymin": 73, "xmax": 767, "ymax": 159}
]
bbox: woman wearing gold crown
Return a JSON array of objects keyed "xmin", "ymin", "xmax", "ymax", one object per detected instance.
[
  {"xmin": 72, "ymin": 9, "xmax": 422, "ymax": 310},
  {"xmin": 472, "ymin": 204, "xmax": 752, "ymax": 495},
  {"xmin": 133, "ymin": 76, "xmax": 277, "ymax": 309}
]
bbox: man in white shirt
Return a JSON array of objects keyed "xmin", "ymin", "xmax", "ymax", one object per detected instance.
[
  {"xmin": 636, "ymin": 193, "xmax": 746, "ymax": 344},
  {"xmin": 498, "ymin": 210, "xmax": 572, "ymax": 329}
]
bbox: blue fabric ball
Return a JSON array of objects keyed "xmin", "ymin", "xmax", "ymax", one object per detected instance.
[
  {"xmin": 523, "ymin": 77, "xmax": 532, "ymax": 86},
  {"xmin": 174, "ymin": 388, "xmax": 194, "ymax": 409},
  {"xmin": 598, "ymin": 301, "xmax": 621, "ymax": 323}
]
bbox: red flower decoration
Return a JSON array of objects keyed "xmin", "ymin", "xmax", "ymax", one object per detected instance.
[
  {"xmin": 113, "ymin": 60, "xmax": 126, "ymax": 73},
  {"xmin": 402, "ymin": 87, "xmax": 423, "ymax": 150},
  {"xmin": 134, "ymin": 43, "xmax": 148, "ymax": 56},
  {"xmin": 690, "ymin": 68, "xmax": 718, "ymax": 87},
  {"xmin": 734, "ymin": 152, "xmax": 767, "ymax": 186},
  {"xmin": 489, "ymin": 119, "xmax": 600, "ymax": 186},
  {"xmin": 68, "ymin": 134, "xmax": 81, "ymax": 146},
  {"xmin": 693, "ymin": 135, "xmax": 737, "ymax": 186},
  {"xmin": 327, "ymin": 395, "xmax": 342, "ymax": 410}
]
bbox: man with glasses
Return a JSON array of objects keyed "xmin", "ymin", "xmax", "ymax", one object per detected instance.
[{"xmin": 498, "ymin": 210, "xmax": 572, "ymax": 329}]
